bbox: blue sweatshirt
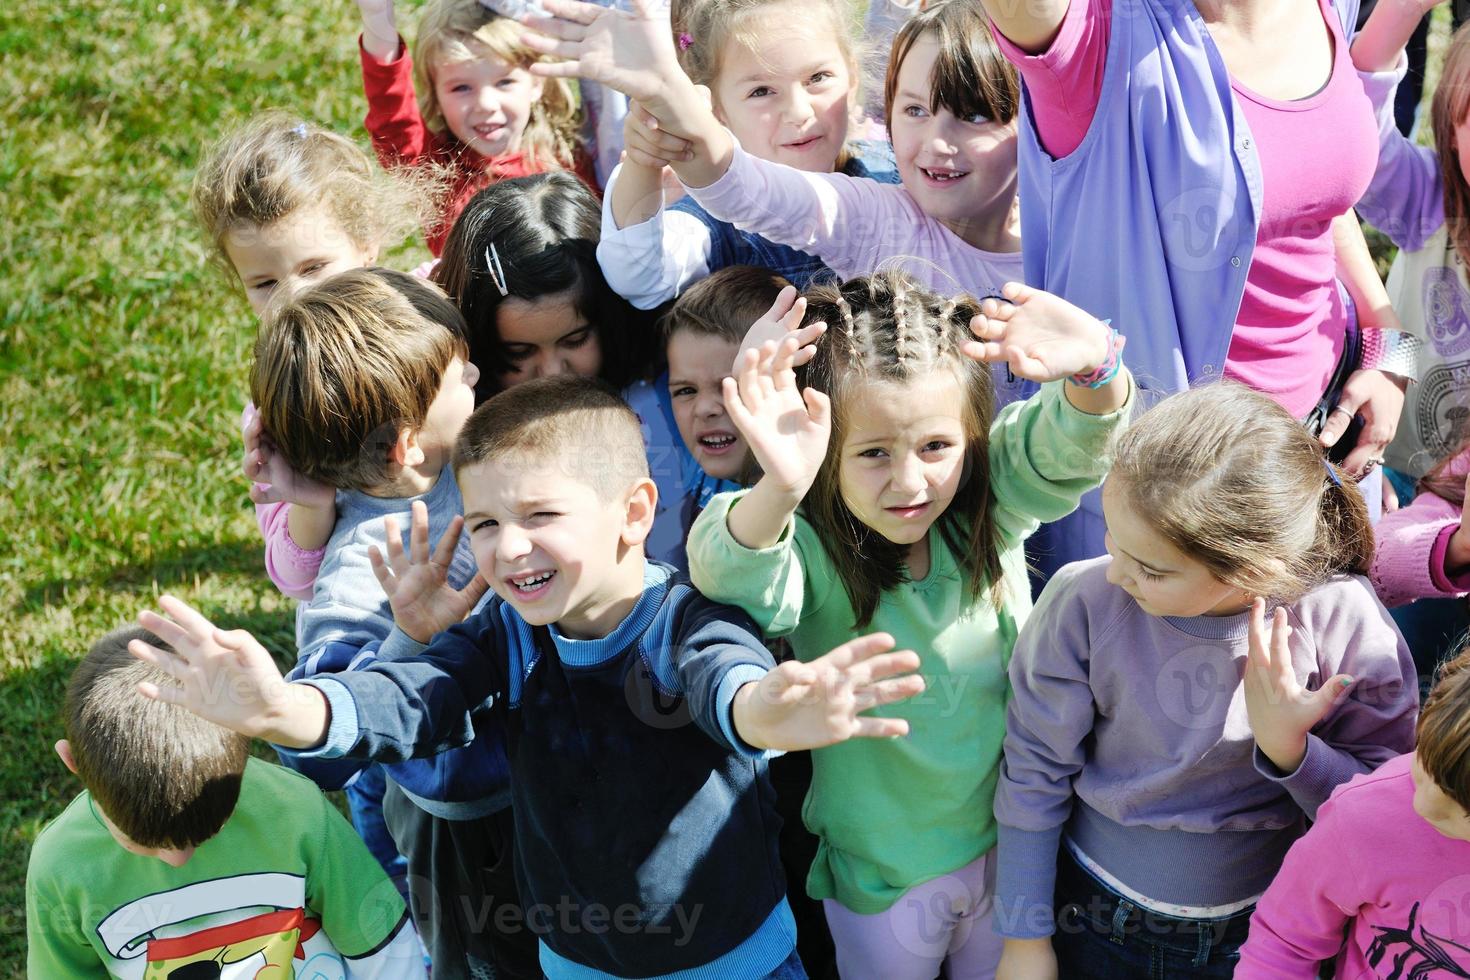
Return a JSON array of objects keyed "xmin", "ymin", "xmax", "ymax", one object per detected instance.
[{"xmin": 282, "ymin": 562, "xmax": 796, "ymax": 979}]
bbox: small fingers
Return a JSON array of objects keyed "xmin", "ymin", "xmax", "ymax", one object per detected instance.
[
  {"xmin": 850, "ymin": 716, "xmax": 910, "ymax": 739},
  {"xmin": 431, "ymin": 512, "xmax": 465, "ymax": 568},
  {"xmin": 855, "ymin": 675, "xmax": 927, "ymax": 710},
  {"xmin": 127, "ymin": 638, "xmax": 185, "ymax": 679},
  {"xmin": 136, "ymin": 680, "xmax": 185, "ymax": 706}
]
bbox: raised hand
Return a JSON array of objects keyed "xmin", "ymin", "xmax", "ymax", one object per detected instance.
[
  {"xmin": 722, "ymin": 327, "xmax": 830, "ymax": 498},
  {"xmin": 369, "ymin": 500, "xmax": 489, "ymax": 643},
  {"xmin": 732, "ymin": 287, "xmax": 825, "ymax": 374},
  {"xmin": 129, "ymin": 596, "xmax": 330, "ymax": 748},
  {"xmin": 962, "ymin": 282, "xmax": 1113, "ymax": 383},
  {"xmin": 519, "ymin": 0, "xmax": 685, "ymax": 112},
  {"xmin": 622, "ymin": 99, "xmax": 694, "ymax": 169},
  {"xmin": 356, "ymin": 0, "xmax": 400, "ymax": 62},
  {"xmin": 241, "ymin": 406, "xmax": 336, "ymax": 510},
  {"xmin": 732, "ymin": 633, "xmax": 926, "ymax": 750},
  {"xmin": 1243, "ymin": 598, "xmax": 1354, "ymax": 774}
]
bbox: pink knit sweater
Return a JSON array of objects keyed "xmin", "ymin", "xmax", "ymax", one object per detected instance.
[{"xmin": 1371, "ymin": 451, "xmax": 1470, "ymax": 607}]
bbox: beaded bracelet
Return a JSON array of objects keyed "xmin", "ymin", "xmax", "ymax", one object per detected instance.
[{"xmin": 1069, "ymin": 320, "xmax": 1126, "ymax": 389}]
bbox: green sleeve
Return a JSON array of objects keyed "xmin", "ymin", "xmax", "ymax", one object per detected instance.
[
  {"xmin": 687, "ymin": 490, "xmax": 837, "ymax": 637},
  {"xmin": 987, "ymin": 380, "xmax": 1133, "ymax": 547},
  {"xmin": 26, "ymin": 840, "xmax": 107, "ymax": 978},
  {"xmin": 299, "ymin": 773, "xmax": 409, "ymax": 957}
]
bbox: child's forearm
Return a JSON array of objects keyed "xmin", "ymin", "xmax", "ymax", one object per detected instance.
[
  {"xmin": 673, "ymin": 122, "xmax": 736, "ymax": 190},
  {"xmin": 610, "ymin": 158, "xmax": 668, "ymax": 229},
  {"xmin": 725, "ymin": 478, "xmax": 803, "ymax": 551},
  {"xmin": 1062, "ymin": 368, "xmax": 1132, "ymax": 416},
  {"xmin": 358, "ymin": 0, "xmax": 400, "ymax": 62},
  {"xmin": 1351, "ymin": 0, "xmax": 1432, "ymax": 72},
  {"xmin": 286, "ymin": 501, "xmax": 336, "ymax": 552},
  {"xmin": 267, "ymin": 683, "xmax": 334, "ymax": 749}
]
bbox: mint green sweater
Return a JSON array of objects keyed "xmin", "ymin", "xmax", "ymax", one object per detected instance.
[{"xmin": 687, "ymin": 381, "xmax": 1131, "ymax": 913}]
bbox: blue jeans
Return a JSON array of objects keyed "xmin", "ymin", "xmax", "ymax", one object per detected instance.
[
  {"xmin": 764, "ymin": 948, "xmax": 809, "ymax": 980},
  {"xmin": 1050, "ymin": 851, "xmax": 1249, "ymax": 979},
  {"xmin": 344, "ymin": 764, "xmax": 408, "ymax": 889}
]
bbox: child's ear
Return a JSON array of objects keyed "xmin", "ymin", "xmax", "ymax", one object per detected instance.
[
  {"xmin": 390, "ymin": 428, "xmax": 427, "ymax": 469},
  {"xmin": 527, "ymin": 75, "xmax": 545, "ymax": 104},
  {"xmin": 55, "ymin": 739, "xmax": 79, "ymax": 776},
  {"xmin": 620, "ymin": 478, "xmax": 658, "ymax": 547}
]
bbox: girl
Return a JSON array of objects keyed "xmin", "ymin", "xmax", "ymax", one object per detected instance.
[
  {"xmin": 433, "ymin": 170, "xmax": 655, "ymax": 401},
  {"xmin": 685, "ymin": 269, "xmax": 1133, "ymax": 977},
  {"xmin": 355, "ymin": 0, "xmax": 589, "ymax": 256},
  {"xmin": 597, "ymin": 0, "xmax": 900, "ymax": 309},
  {"xmin": 992, "ymin": 383, "xmax": 1418, "ymax": 979}
]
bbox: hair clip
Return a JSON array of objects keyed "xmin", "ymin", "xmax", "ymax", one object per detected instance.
[
  {"xmin": 677, "ymin": 32, "xmax": 694, "ymax": 50},
  {"xmin": 1322, "ymin": 456, "xmax": 1342, "ymax": 488},
  {"xmin": 485, "ymin": 244, "xmax": 509, "ymax": 297},
  {"xmin": 291, "ymin": 122, "xmax": 309, "ymax": 139}
]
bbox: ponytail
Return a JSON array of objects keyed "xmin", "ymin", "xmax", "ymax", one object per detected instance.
[{"xmin": 1315, "ymin": 460, "xmax": 1374, "ymax": 575}]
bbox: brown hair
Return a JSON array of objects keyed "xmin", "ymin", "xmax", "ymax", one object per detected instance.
[
  {"xmin": 797, "ymin": 270, "xmax": 1000, "ymax": 628},
  {"xmin": 65, "ymin": 626, "xmax": 250, "ymax": 849},
  {"xmin": 412, "ymin": 0, "xmax": 580, "ymax": 171},
  {"xmin": 1419, "ymin": 646, "xmax": 1470, "ymax": 810},
  {"xmin": 1434, "ymin": 23, "xmax": 1470, "ymax": 273},
  {"xmin": 191, "ymin": 111, "xmax": 426, "ymax": 274},
  {"xmin": 672, "ymin": 0, "xmax": 861, "ymax": 102},
  {"xmin": 251, "ymin": 267, "xmax": 470, "ymax": 493},
  {"xmin": 453, "ymin": 375, "xmax": 649, "ymax": 497},
  {"xmin": 660, "ymin": 265, "xmax": 792, "ymax": 348},
  {"xmin": 1109, "ymin": 383, "xmax": 1374, "ymax": 603},
  {"xmin": 882, "ymin": 0, "xmax": 1019, "ymax": 134}
]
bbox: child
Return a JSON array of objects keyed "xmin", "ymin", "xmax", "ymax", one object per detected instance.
[
  {"xmin": 597, "ymin": 0, "xmax": 901, "ymax": 309},
  {"xmin": 626, "ymin": 264, "xmax": 785, "ymax": 567},
  {"xmin": 355, "ymin": 0, "xmax": 589, "ymax": 255},
  {"xmin": 433, "ymin": 171, "xmax": 655, "ymax": 401},
  {"xmin": 26, "ymin": 625, "xmax": 423, "ymax": 979},
  {"xmin": 991, "ymin": 383, "xmax": 1419, "ymax": 979},
  {"xmin": 681, "ymin": 270, "xmax": 1132, "ymax": 978},
  {"xmin": 1238, "ymin": 647, "xmax": 1470, "ymax": 977},
  {"xmin": 253, "ymin": 267, "xmax": 540, "ymax": 979},
  {"xmin": 128, "ymin": 375, "xmax": 928, "ymax": 979}
]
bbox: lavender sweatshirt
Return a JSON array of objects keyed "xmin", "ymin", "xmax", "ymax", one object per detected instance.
[{"xmin": 992, "ymin": 557, "xmax": 1418, "ymax": 939}]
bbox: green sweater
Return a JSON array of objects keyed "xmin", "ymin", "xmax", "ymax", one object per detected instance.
[
  {"xmin": 26, "ymin": 757, "xmax": 419, "ymax": 979},
  {"xmin": 687, "ymin": 381, "xmax": 1130, "ymax": 913}
]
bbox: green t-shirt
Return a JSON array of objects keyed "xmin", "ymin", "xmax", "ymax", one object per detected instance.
[
  {"xmin": 26, "ymin": 757, "xmax": 418, "ymax": 979},
  {"xmin": 688, "ymin": 381, "xmax": 1131, "ymax": 913}
]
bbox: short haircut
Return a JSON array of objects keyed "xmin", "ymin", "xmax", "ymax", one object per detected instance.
[
  {"xmin": 1419, "ymin": 646, "xmax": 1470, "ymax": 811},
  {"xmin": 452, "ymin": 376, "xmax": 649, "ymax": 497},
  {"xmin": 659, "ymin": 266, "xmax": 791, "ymax": 349},
  {"xmin": 251, "ymin": 267, "xmax": 470, "ymax": 493},
  {"xmin": 65, "ymin": 626, "xmax": 250, "ymax": 849}
]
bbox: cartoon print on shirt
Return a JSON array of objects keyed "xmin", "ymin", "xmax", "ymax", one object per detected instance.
[{"xmin": 1366, "ymin": 901, "xmax": 1470, "ymax": 979}]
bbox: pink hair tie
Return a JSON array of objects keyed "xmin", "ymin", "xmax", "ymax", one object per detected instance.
[{"xmin": 677, "ymin": 32, "xmax": 693, "ymax": 50}]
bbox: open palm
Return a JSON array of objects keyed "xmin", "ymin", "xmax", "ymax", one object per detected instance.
[
  {"xmin": 521, "ymin": 0, "xmax": 681, "ymax": 110},
  {"xmin": 722, "ymin": 332, "xmax": 830, "ymax": 497},
  {"xmin": 963, "ymin": 282, "xmax": 1113, "ymax": 383}
]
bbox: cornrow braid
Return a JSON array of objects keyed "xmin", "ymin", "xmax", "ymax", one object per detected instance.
[{"xmin": 892, "ymin": 277, "xmax": 915, "ymax": 368}]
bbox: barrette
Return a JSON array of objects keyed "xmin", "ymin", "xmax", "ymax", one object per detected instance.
[{"xmin": 485, "ymin": 244, "xmax": 509, "ymax": 297}]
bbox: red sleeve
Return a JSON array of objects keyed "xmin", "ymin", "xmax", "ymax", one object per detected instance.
[
  {"xmin": 990, "ymin": 0, "xmax": 1111, "ymax": 160},
  {"xmin": 359, "ymin": 34, "xmax": 442, "ymax": 168}
]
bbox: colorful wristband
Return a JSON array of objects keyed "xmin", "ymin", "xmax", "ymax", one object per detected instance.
[{"xmin": 1069, "ymin": 321, "xmax": 1126, "ymax": 389}]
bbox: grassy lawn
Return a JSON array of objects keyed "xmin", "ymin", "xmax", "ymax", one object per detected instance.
[{"xmin": 0, "ymin": 0, "xmax": 428, "ymax": 970}]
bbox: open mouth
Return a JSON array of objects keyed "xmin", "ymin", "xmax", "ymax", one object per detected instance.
[
  {"xmin": 919, "ymin": 166, "xmax": 969, "ymax": 184},
  {"xmin": 697, "ymin": 433, "xmax": 738, "ymax": 455},
  {"xmin": 506, "ymin": 569, "xmax": 556, "ymax": 599},
  {"xmin": 885, "ymin": 502, "xmax": 931, "ymax": 519},
  {"xmin": 473, "ymin": 123, "xmax": 506, "ymax": 140}
]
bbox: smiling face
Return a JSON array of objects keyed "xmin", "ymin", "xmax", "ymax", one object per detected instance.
[
  {"xmin": 432, "ymin": 44, "xmax": 544, "ymax": 158},
  {"xmin": 887, "ymin": 34, "xmax": 1018, "ymax": 243},
  {"xmin": 711, "ymin": 6, "xmax": 853, "ymax": 173},
  {"xmin": 459, "ymin": 456, "xmax": 653, "ymax": 638},
  {"xmin": 224, "ymin": 207, "xmax": 378, "ymax": 318},
  {"xmin": 836, "ymin": 372, "xmax": 970, "ymax": 548},
  {"xmin": 1101, "ymin": 480, "xmax": 1251, "ymax": 618},
  {"xmin": 666, "ymin": 329, "xmax": 747, "ymax": 480},
  {"xmin": 494, "ymin": 289, "xmax": 603, "ymax": 387}
]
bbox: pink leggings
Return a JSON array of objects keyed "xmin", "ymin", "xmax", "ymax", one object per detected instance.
[{"xmin": 821, "ymin": 850, "xmax": 1004, "ymax": 980}]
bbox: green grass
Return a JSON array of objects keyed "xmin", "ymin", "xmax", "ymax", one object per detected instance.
[{"xmin": 0, "ymin": 0, "xmax": 428, "ymax": 970}]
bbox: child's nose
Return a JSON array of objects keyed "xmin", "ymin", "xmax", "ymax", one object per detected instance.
[
  {"xmin": 891, "ymin": 456, "xmax": 925, "ymax": 493},
  {"xmin": 497, "ymin": 526, "xmax": 533, "ymax": 561},
  {"xmin": 782, "ymin": 87, "xmax": 815, "ymax": 125}
]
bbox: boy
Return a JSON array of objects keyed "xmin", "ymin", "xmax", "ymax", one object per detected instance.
[
  {"xmin": 626, "ymin": 265, "xmax": 785, "ymax": 568},
  {"xmin": 25, "ymin": 625, "xmax": 423, "ymax": 979},
  {"xmin": 1238, "ymin": 648, "xmax": 1470, "ymax": 977},
  {"xmin": 130, "ymin": 376, "xmax": 925, "ymax": 979},
  {"xmin": 253, "ymin": 266, "xmax": 538, "ymax": 979}
]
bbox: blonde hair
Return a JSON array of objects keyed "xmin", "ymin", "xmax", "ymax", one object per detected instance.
[
  {"xmin": 413, "ymin": 0, "xmax": 580, "ymax": 170},
  {"xmin": 1434, "ymin": 23, "xmax": 1470, "ymax": 272},
  {"xmin": 1109, "ymin": 384, "xmax": 1374, "ymax": 603},
  {"xmin": 251, "ymin": 268, "xmax": 469, "ymax": 493},
  {"xmin": 1420, "ymin": 645, "xmax": 1470, "ymax": 811},
  {"xmin": 191, "ymin": 111, "xmax": 425, "ymax": 272}
]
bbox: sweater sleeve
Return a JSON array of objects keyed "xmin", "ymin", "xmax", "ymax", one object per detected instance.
[
  {"xmin": 1235, "ymin": 791, "xmax": 1360, "ymax": 978},
  {"xmin": 359, "ymin": 35, "xmax": 435, "ymax": 168},
  {"xmin": 686, "ymin": 491, "xmax": 837, "ymax": 638},
  {"xmin": 300, "ymin": 774, "xmax": 426, "ymax": 978},
  {"xmin": 989, "ymin": 0, "xmax": 1111, "ymax": 160},
  {"xmin": 666, "ymin": 594, "xmax": 780, "ymax": 757},
  {"xmin": 988, "ymin": 379, "xmax": 1134, "ymax": 548},
  {"xmin": 257, "ymin": 499, "xmax": 325, "ymax": 599},
  {"xmin": 1252, "ymin": 579, "xmax": 1419, "ymax": 818},
  {"xmin": 1371, "ymin": 488, "xmax": 1466, "ymax": 606},
  {"xmin": 992, "ymin": 564, "xmax": 1099, "ymax": 938},
  {"xmin": 683, "ymin": 139, "xmax": 914, "ymax": 277},
  {"xmin": 1354, "ymin": 54, "xmax": 1445, "ymax": 253},
  {"xmin": 597, "ymin": 162, "xmax": 715, "ymax": 309}
]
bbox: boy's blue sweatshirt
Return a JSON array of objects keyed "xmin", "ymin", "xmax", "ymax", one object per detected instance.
[{"xmin": 282, "ymin": 562, "xmax": 795, "ymax": 979}]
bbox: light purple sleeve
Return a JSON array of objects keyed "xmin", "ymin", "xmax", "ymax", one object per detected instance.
[
  {"xmin": 1252, "ymin": 579, "xmax": 1418, "ymax": 819},
  {"xmin": 257, "ymin": 499, "xmax": 323, "ymax": 601},
  {"xmin": 993, "ymin": 564, "xmax": 1097, "ymax": 938},
  {"xmin": 683, "ymin": 139, "xmax": 916, "ymax": 277},
  {"xmin": 1371, "ymin": 488, "xmax": 1467, "ymax": 606},
  {"xmin": 1354, "ymin": 55, "xmax": 1445, "ymax": 252}
]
